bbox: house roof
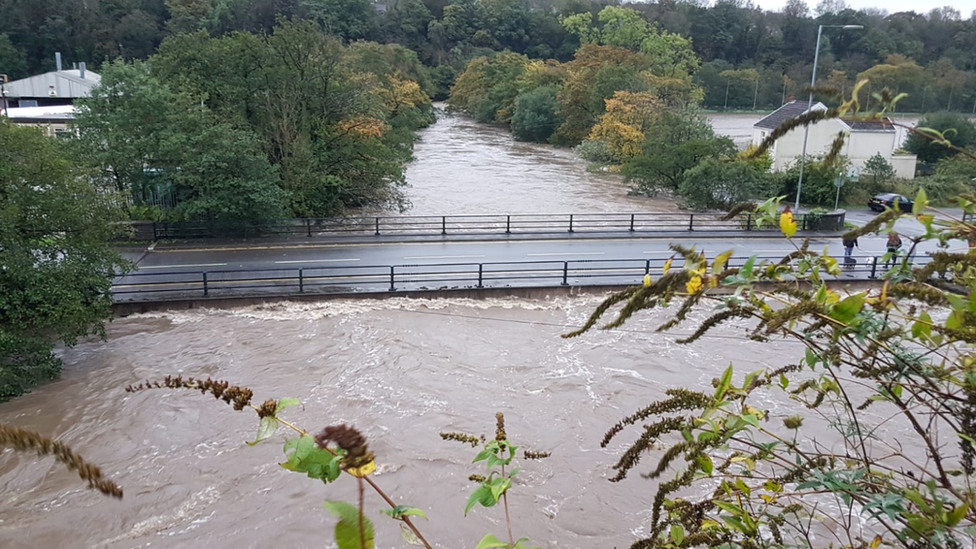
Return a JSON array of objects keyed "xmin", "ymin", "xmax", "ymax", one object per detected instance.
[
  {"xmin": 754, "ymin": 100, "xmax": 825, "ymax": 130},
  {"xmin": 3, "ymin": 70, "xmax": 100, "ymax": 99},
  {"xmin": 755, "ymin": 101, "xmax": 896, "ymax": 133}
]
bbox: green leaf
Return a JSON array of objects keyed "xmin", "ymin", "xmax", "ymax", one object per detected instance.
[
  {"xmin": 400, "ymin": 524, "xmax": 424, "ymax": 546},
  {"xmin": 696, "ymin": 454, "xmax": 713, "ymax": 475},
  {"xmin": 947, "ymin": 503, "xmax": 968, "ymax": 527},
  {"xmin": 741, "ymin": 414, "xmax": 760, "ymax": 429},
  {"xmin": 465, "ymin": 485, "xmax": 499, "ymax": 515},
  {"xmin": 475, "ymin": 533, "xmax": 509, "ymax": 549},
  {"xmin": 473, "ymin": 448, "xmax": 493, "ymax": 464},
  {"xmin": 947, "ymin": 310, "xmax": 965, "ymax": 330},
  {"xmin": 512, "ymin": 539, "xmax": 541, "ymax": 549},
  {"xmin": 670, "ymin": 524, "xmax": 685, "ymax": 545},
  {"xmin": 912, "ymin": 187, "xmax": 928, "ymax": 215},
  {"xmin": 324, "ymin": 500, "xmax": 375, "ymax": 549},
  {"xmin": 715, "ymin": 364, "xmax": 733, "ymax": 400},
  {"xmin": 489, "ymin": 477, "xmax": 512, "ymax": 501},
  {"xmin": 247, "ymin": 416, "xmax": 279, "ymax": 446},
  {"xmin": 831, "ymin": 293, "xmax": 865, "ymax": 324},
  {"xmin": 380, "ymin": 505, "xmax": 429, "ymax": 521},
  {"xmin": 281, "ymin": 435, "xmax": 343, "ymax": 483},
  {"xmin": 911, "ymin": 311, "xmax": 933, "ymax": 339},
  {"xmin": 275, "ymin": 397, "xmax": 301, "ymax": 414},
  {"xmin": 741, "ymin": 256, "xmax": 757, "ymax": 278},
  {"xmin": 779, "ymin": 373, "xmax": 789, "ymax": 389}
]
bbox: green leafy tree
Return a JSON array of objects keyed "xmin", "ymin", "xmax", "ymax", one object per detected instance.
[
  {"xmin": 677, "ymin": 158, "xmax": 771, "ymax": 211},
  {"xmin": 906, "ymin": 112, "xmax": 976, "ymax": 164},
  {"xmin": 0, "ymin": 33, "xmax": 28, "ymax": 80},
  {"xmin": 863, "ymin": 152, "xmax": 896, "ymax": 190},
  {"xmin": 73, "ymin": 60, "xmax": 289, "ymax": 221},
  {"xmin": 302, "ymin": 0, "xmax": 378, "ymax": 41},
  {"xmin": 622, "ymin": 109, "xmax": 735, "ymax": 196},
  {"xmin": 0, "ymin": 119, "xmax": 129, "ymax": 401},
  {"xmin": 510, "ymin": 85, "xmax": 560, "ymax": 143}
]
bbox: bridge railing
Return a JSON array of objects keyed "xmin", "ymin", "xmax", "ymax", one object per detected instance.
[
  {"xmin": 144, "ymin": 212, "xmax": 840, "ymax": 240},
  {"xmin": 111, "ymin": 253, "xmax": 920, "ymax": 301}
]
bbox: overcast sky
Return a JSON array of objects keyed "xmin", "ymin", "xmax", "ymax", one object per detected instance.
[{"xmin": 751, "ymin": 0, "xmax": 976, "ymax": 15}]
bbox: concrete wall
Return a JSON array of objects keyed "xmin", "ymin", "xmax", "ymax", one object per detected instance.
[
  {"xmin": 769, "ymin": 119, "xmax": 847, "ymax": 171},
  {"xmin": 112, "ymin": 279, "xmax": 887, "ymax": 317}
]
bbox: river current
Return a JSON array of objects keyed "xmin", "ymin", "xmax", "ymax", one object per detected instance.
[{"xmin": 0, "ymin": 110, "xmax": 918, "ymax": 548}]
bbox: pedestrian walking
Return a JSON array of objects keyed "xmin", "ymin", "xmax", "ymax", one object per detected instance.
[
  {"xmin": 842, "ymin": 235, "xmax": 858, "ymax": 270},
  {"xmin": 886, "ymin": 232, "xmax": 902, "ymax": 268}
]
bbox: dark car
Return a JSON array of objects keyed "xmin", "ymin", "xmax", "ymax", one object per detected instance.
[{"xmin": 868, "ymin": 193, "xmax": 913, "ymax": 212}]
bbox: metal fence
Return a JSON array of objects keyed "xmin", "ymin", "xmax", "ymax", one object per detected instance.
[
  {"xmin": 148, "ymin": 212, "xmax": 840, "ymax": 240},
  {"xmin": 111, "ymin": 253, "xmax": 922, "ymax": 301}
]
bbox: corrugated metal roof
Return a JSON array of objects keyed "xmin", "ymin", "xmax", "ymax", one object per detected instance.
[
  {"xmin": 753, "ymin": 100, "xmax": 826, "ymax": 130},
  {"xmin": 3, "ymin": 70, "xmax": 100, "ymax": 99},
  {"xmin": 3, "ymin": 105, "xmax": 77, "ymax": 120}
]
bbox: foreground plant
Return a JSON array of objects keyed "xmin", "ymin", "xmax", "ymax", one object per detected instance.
[
  {"xmin": 125, "ymin": 376, "xmax": 431, "ymax": 549},
  {"xmin": 0, "ymin": 423, "xmax": 123, "ymax": 498},
  {"xmin": 568, "ymin": 78, "xmax": 976, "ymax": 546},
  {"xmin": 441, "ymin": 412, "xmax": 550, "ymax": 549}
]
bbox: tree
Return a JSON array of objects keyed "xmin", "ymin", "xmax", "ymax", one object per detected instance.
[
  {"xmin": 302, "ymin": 0, "xmax": 378, "ymax": 41},
  {"xmin": 906, "ymin": 111, "xmax": 976, "ymax": 164},
  {"xmin": 622, "ymin": 109, "xmax": 736, "ymax": 195},
  {"xmin": 586, "ymin": 90, "xmax": 661, "ymax": 161},
  {"xmin": 0, "ymin": 33, "xmax": 28, "ymax": 80},
  {"xmin": 677, "ymin": 158, "xmax": 771, "ymax": 210},
  {"xmin": 510, "ymin": 85, "xmax": 560, "ymax": 143},
  {"xmin": 74, "ymin": 60, "xmax": 289, "ymax": 221},
  {"xmin": 449, "ymin": 52, "xmax": 529, "ymax": 123},
  {"xmin": 863, "ymin": 152, "xmax": 896, "ymax": 189},
  {"xmin": 0, "ymin": 119, "xmax": 129, "ymax": 401}
]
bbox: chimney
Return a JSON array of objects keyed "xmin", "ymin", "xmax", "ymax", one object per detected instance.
[
  {"xmin": 55, "ymin": 52, "xmax": 62, "ymax": 72},
  {"xmin": 79, "ymin": 62, "xmax": 86, "ymax": 79}
]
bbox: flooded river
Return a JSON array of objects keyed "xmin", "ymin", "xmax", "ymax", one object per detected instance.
[
  {"xmin": 403, "ymin": 108, "xmax": 675, "ymax": 215},
  {"xmin": 0, "ymin": 297, "xmax": 803, "ymax": 549}
]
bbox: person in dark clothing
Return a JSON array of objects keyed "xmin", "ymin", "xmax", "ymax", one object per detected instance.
[
  {"xmin": 842, "ymin": 235, "xmax": 858, "ymax": 270},
  {"xmin": 886, "ymin": 232, "xmax": 903, "ymax": 267}
]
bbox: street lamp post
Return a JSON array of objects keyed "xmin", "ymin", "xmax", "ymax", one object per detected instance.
[{"xmin": 794, "ymin": 24, "xmax": 863, "ymax": 212}]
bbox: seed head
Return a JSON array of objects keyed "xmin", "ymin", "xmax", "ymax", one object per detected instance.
[{"xmin": 315, "ymin": 425, "xmax": 375, "ymax": 470}]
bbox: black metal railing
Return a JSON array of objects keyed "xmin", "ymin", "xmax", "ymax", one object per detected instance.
[
  {"xmin": 111, "ymin": 253, "xmax": 921, "ymax": 301},
  {"xmin": 145, "ymin": 212, "xmax": 843, "ymax": 240}
]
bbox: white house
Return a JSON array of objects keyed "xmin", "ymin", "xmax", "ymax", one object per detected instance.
[{"xmin": 751, "ymin": 100, "xmax": 917, "ymax": 180}]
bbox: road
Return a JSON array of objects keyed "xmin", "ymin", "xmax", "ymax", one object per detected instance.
[{"xmin": 112, "ymin": 219, "xmax": 967, "ymax": 301}]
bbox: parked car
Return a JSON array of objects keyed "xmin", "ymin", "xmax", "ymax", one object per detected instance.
[{"xmin": 868, "ymin": 193, "xmax": 914, "ymax": 212}]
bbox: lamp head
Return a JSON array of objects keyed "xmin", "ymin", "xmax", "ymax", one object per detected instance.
[{"xmin": 842, "ymin": 25, "xmax": 864, "ymax": 29}]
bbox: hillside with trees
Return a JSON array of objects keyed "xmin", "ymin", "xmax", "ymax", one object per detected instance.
[{"xmin": 1, "ymin": 0, "xmax": 975, "ymax": 110}]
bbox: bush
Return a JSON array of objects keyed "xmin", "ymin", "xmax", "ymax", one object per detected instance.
[
  {"xmin": 773, "ymin": 157, "xmax": 847, "ymax": 207},
  {"xmin": 573, "ymin": 139, "xmax": 616, "ymax": 164},
  {"xmin": 677, "ymin": 158, "xmax": 772, "ymax": 211},
  {"xmin": 905, "ymin": 111, "xmax": 976, "ymax": 164},
  {"xmin": 510, "ymin": 86, "xmax": 561, "ymax": 143}
]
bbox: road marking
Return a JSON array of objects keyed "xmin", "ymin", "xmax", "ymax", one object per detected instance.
[
  {"xmin": 642, "ymin": 250, "xmax": 715, "ymax": 254},
  {"xmin": 527, "ymin": 252, "xmax": 605, "ymax": 257},
  {"xmin": 140, "ymin": 263, "xmax": 227, "ymax": 269},
  {"xmin": 403, "ymin": 254, "xmax": 486, "ymax": 260},
  {"xmin": 274, "ymin": 258, "xmax": 361, "ymax": 264}
]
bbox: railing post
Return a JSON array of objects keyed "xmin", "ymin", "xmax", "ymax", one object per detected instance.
[
  {"xmin": 568, "ymin": 214, "xmax": 574, "ymax": 233},
  {"xmin": 645, "ymin": 258, "xmax": 651, "ymax": 275},
  {"xmin": 306, "ymin": 218, "xmax": 312, "ymax": 237},
  {"xmin": 299, "ymin": 269, "xmax": 304, "ymax": 293},
  {"xmin": 375, "ymin": 217, "xmax": 381, "ymax": 236},
  {"xmin": 746, "ymin": 214, "xmax": 752, "ymax": 231},
  {"xmin": 152, "ymin": 221, "xmax": 158, "ymax": 240},
  {"xmin": 477, "ymin": 264, "xmax": 484, "ymax": 288},
  {"xmin": 202, "ymin": 272, "xmax": 209, "ymax": 297},
  {"xmin": 801, "ymin": 215, "xmax": 808, "ymax": 231},
  {"xmin": 629, "ymin": 213, "xmax": 635, "ymax": 232},
  {"xmin": 688, "ymin": 214, "xmax": 694, "ymax": 231},
  {"xmin": 505, "ymin": 215, "xmax": 511, "ymax": 234},
  {"xmin": 561, "ymin": 262, "xmax": 569, "ymax": 286},
  {"xmin": 441, "ymin": 216, "xmax": 447, "ymax": 235},
  {"xmin": 870, "ymin": 257, "xmax": 878, "ymax": 279},
  {"xmin": 389, "ymin": 266, "xmax": 396, "ymax": 291}
]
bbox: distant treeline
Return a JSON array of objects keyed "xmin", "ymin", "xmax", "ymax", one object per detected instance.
[{"xmin": 1, "ymin": 0, "xmax": 974, "ymax": 110}]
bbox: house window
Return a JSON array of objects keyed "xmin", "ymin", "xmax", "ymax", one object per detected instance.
[{"xmin": 18, "ymin": 99, "xmax": 38, "ymax": 108}]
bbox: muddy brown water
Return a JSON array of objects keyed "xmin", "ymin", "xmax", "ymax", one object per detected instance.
[
  {"xmin": 0, "ymin": 297, "xmax": 805, "ymax": 549},
  {"xmin": 0, "ymin": 296, "xmax": 934, "ymax": 548}
]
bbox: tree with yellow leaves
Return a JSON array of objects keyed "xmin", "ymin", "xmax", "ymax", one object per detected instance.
[{"xmin": 587, "ymin": 91, "xmax": 661, "ymax": 161}]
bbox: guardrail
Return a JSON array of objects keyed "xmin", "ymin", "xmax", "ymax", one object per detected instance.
[
  {"xmin": 111, "ymin": 253, "xmax": 919, "ymax": 301},
  {"xmin": 134, "ymin": 212, "xmax": 844, "ymax": 240}
]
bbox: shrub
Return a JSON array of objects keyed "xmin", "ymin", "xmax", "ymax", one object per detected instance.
[
  {"xmin": 905, "ymin": 111, "xmax": 976, "ymax": 164},
  {"xmin": 677, "ymin": 158, "xmax": 772, "ymax": 211},
  {"xmin": 510, "ymin": 86, "xmax": 561, "ymax": 143}
]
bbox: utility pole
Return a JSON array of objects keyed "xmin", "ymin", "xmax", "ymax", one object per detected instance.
[
  {"xmin": 753, "ymin": 77, "xmax": 759, "ymax": 110},
  {"xmin": 0, "ymin": 74, "xmax": 8, "ymax": 117},
  {"xmin": 724, "ymin": 79, "xmax": 730, "ymax": 110}
]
